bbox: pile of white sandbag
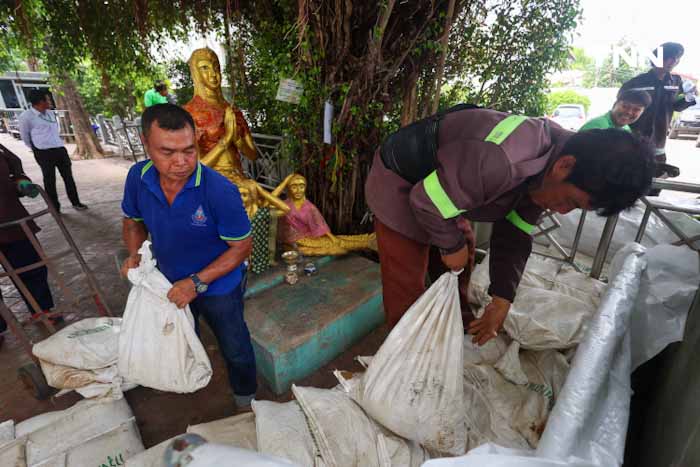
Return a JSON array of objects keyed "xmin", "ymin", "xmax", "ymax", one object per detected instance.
[
  {"xmin": 0, "ymin": 398, "xmax": 144, "ymax": 467},
  {"xmin": 31, "ymin": 240, "xmax": 212, "ymax": 399},
  {"xmin": 469, "ymin": 253, "xmax": 607, "ymax": 350},
  {"xmin": 33, "ymin": 317, "xmax": 127, "ymax": 399}
]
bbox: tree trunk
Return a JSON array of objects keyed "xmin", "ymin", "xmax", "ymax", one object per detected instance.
[
  {"xmin": 400, "ymin": 71, "xmax": 419, "ymax": 126},
  {"xmin": 26, "ymin": 57, "xmax": 40, "ymax": 72},
  {"xmin": 56, "ymin": 77, "xmax": 105, "ymax": 159},
  {"xmin": 431, "ymin": 0, "xmax": 457, "ymax": 114}
]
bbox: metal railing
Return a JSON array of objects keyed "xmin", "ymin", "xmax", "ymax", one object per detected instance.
[
  {"xmin": 244, "ymin": 133, "xmax": 290, "ymax": 188},
  {"xmin": 1, "ymin": 108, "xmax": 75, "ymax": 141},
  {"xmin": 534, "ymin": 178, "xmax": 700, "ymax": 280}
]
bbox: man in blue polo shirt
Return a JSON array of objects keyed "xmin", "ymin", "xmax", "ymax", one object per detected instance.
[{"xmin": 120, "ymin": 104, "xmax": 256, "ymax": 409}]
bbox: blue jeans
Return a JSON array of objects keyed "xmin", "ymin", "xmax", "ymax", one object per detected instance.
[{"xmin": 189, "ymin": 284, "xmax": 257, "ymax": 397}]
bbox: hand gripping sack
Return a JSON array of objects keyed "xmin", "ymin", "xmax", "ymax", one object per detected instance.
[
  {"xmin": 345, "ymin": 271, "xmax": 466, "ymax": 455},
  {"xmin": 118, "ymin": 241, "xmax": 212, "ymax": 392}
]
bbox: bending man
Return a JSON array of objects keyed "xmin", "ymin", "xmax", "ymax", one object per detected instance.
[{"xmin": 366, "ymin": 105, "xmax": 655, "ymax": 344}]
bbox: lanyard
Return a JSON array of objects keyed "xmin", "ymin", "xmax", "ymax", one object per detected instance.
[{"xmin": 38, "ymin": 111, "xmax": 57, "ymax": 124}]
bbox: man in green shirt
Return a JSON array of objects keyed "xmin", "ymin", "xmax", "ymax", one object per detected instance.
[
  {"xmin": 144, "ymin": 81, "xmax": 169, "ymax": 107},
  {"xmin": 580, "ymin": 90, "xmax": 652, "ymax": 132}
]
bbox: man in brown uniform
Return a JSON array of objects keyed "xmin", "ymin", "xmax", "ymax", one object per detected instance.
[
  {"xmin": 366, "ymin": 106, "xmax": 655, "ymax": 345},
  {"xmin": 0, "ymin": 144, "xmax": 57, "ymax": 344}
]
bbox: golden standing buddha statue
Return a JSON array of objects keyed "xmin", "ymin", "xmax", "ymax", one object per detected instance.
[
  {"xmin": 183, "ymin": 47, "xmax": 256, "ymax": 184},
  {"xmin": 277, "ymin": 174, "xmax": 377, "ymax": 256}
]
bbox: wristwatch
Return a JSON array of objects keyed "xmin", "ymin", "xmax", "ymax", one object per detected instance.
[{"xmin": 190, "ymin": 274, "xmax": 209, "ymax": 294}]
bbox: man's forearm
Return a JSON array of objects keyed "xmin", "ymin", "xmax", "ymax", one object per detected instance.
[
  {"xmin": 122, "ymin": 218, "xmax": 148, "ymax": 256},
  {"xmin": 197, "ymin": 238, "xmax": 252, "ymax": 284}
]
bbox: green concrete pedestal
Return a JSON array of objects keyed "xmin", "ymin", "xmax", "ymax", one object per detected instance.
[{"xmin": 244, "ymin": 256, "xmax": 384, "ymax": 394}]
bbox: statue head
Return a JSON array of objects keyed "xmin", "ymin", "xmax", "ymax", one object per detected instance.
[
  {"xmin": 237, "ymin": 179, "xmax": 259, "ymax": 212},
  {"xmin": 188, "ymin": 48, "xmax": 223, "ymax": 99},
  {"xmin": 287, "ymin": 174, "xmax": 307, "ymax": 202}
]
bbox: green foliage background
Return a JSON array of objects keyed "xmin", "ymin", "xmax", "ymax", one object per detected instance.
[
  {"xmin": 1, "ymin": 0, "xmax": 583, "ymax": 229},
  {"xmin": 545, "ymin": 90, "xmax": 591, "ymax": 115}
]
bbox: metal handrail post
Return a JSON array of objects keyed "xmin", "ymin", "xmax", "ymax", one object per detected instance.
[
  {"xmin": 635, "ymin": 201, "xmax": 653, "ymax": 243},
  {"xmin": 590, "ymin": 214, "xmax": 619, "ymax": 279},
  {"xmin": 568, "ymin": 210, "xmax": 587, "ymax": 264}
]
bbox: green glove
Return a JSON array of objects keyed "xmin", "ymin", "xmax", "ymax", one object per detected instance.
[{"xmin": 17, "ymin": 180, "xmax": 39, "ymax": 198}]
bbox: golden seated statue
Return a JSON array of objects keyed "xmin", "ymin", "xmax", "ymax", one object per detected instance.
[
  {"xmin": 183, "ymin": 47, "xmax": 256, "ymax": 184},
  {"xmin": 277, "ymin": 174, "xmax": 377, "ymax": 256}
]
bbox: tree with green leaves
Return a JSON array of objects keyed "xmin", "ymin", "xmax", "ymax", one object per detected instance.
[
  {"xmin": 2, "ymin": 0, "xmax": 582, "ymax": 231},
  {"xmin": 545, "ymin": 89, "xmax": 591, "ymax": 115}
]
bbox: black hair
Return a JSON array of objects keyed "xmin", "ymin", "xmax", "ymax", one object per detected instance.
[
  {"xmin": 28, "ymin": 89, "xmax": 50, "ymax": 106},
  {"xmin": 154, "ymin": 81, "xmax": 167, "ymax": 93},
  {"xmin": 616, "ymin": 89, "xmax": 652, "ymax": 108},
  {"xmin": 656, "ymin": 42, "xmax": 684, "ymax": 60},
  {"xmin": 141, "ymin": 104, "xmax": 195, "ymax": 138},
  {"xmin": 562, "ymin": 129, "xmax": 655, "ymax": 216}
]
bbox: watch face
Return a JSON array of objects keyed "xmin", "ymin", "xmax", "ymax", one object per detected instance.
[{"xmin": 197, "ymin": 283, "xmax": 208, "ymax": 293}]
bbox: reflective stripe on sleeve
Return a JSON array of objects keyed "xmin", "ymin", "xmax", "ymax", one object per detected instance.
[
  {"xmin": 423, "ymin": 171, "xmax": 465, "ymax": 219},
  {"xmin": 505, "ymin": 209, "xmax": 535, "ymax": 235},
  {"xmin": 484, "ymin": 115, "xmax": 528, "ymax": 145}
]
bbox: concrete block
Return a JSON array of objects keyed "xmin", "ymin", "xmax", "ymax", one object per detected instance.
[{"xmin": 244, "ymin": 256, "xmax": 384, "ymax": 394}]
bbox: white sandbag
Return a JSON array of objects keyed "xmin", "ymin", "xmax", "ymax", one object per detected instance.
[
  {"xmin": 125, "ymin": 436, "xmax": 178, "ymax": 467},
  {"xmin": 342, "ymin": 271, "xmax": 466, "ymax": 455},
  {"xmin": 23, "ymin": 398, "xmax": 135, "ymax": 465},
  {"xmin": 252, "ymin": 400, "xmax": 322, "ymax": 466},
  {"xmin": 186, "ymin": 412, "xmax": 257, "ymax": 450},
  {"xmin": 32, "ymin": 318, "xmax": 121, "ymax": 370},
  {"xmin": 292, "ymin": 385, "xmax": 382, "ymax": 466},
  {"xmin": 62, "ymin": 419, "xmax": 143, "ymax": 467},
  {"xmin": 293, "ymin": 385, "xmax": 429, "ymax": 466},
  {"xmin": 0, "ymin": 438, "xmax": 26, "ymax": 467},
  {"xmin": 119, "ymin": 241, "xmax": 212, "ymax": 393},
  {"xmin": 463, "ymin": 348, "xmax": 569, "ymax": 451},
  {"xmin": 38, "ymin": 360, "xmax": 128, "ymax": 400},
  {"xmin": 463, "ymin": 334, "xmax": 510, "ymax": 365},
  {"xmin": 174, "ymin": 442, "xmax": 299, "ymax": 467},
  {"xmin": 0, "ymin": 420, "xmax": 14, "ymax": 448},
  {"xmin": 422, "ymin": 443, "xmax": 596, "ymax": 467},
  {"xmin": 469, "ymin": 255, "xmax": 606, "ymax": 350},
  {"xmin": 32, "ymin": 454, "xmax": 65, "ymax": 467}
]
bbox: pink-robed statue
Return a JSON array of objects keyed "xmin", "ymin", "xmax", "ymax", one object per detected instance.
[{"xmin": 277, "ymin": 174, "xmax": 376, "ymax": 256}]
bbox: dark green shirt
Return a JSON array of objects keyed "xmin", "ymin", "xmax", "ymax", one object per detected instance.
[{"xmin": 580, "ymin": 111, "xmax": 631, "ymax": 132}]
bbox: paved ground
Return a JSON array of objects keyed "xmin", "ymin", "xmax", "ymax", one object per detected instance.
[{"xmin": 0, "ymin": 133, "xmax": 388, "ymax": 446}]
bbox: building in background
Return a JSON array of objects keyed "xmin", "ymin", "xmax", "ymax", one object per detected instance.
[{"xmin": 0, "ymin": 72, "xmax": 52, "ymax": 110}]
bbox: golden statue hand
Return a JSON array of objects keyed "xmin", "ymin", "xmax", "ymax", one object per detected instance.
[
  {"xmin": 236, "ymin": 132, "xmax": 258, "ymax": 161},
  {"xmin": 256, "ymin": 182, "xmax": 291, "ymax": 214},
  {"xmin": 271, "ymin": 173, "xmax": 296, "ymax": 198},
  {"xmin": 327, "ymin": 233, "xmax": 340, "ymax": 244},
  {"xmin": 223, "ymin": 106, "xmax": 237, "ymax": 144}
]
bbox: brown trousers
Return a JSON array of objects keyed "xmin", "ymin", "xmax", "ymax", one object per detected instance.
[{"xmin": 375, "ymin": 219, "xmax": 474, "ymax": 328}]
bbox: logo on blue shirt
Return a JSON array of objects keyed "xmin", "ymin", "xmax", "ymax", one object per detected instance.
[{"xmin": 191, "ymin": 205, "xmax": 208, "ymax": 227}]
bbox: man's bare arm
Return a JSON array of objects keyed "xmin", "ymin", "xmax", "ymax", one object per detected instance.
[
  {"xmin": 166, "ymin": 237, "xmax": 253, "ymax": 308},
  {"xmin": 120, "ymin": 218, "xmax": 148, "ymax": 276},
  {"xmin": 197, "ymin": 237, "xmax": 252, "ymax": 284}
]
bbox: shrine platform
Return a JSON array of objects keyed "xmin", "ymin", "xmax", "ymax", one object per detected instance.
[{"xmin": 244, "ymin": 255, "xmax": 384, "ymax": 394}]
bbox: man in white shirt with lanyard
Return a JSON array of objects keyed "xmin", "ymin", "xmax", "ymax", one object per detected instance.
[{"xmin": 18, "ymin": 89, "xmax": 87, "ymax": 212}]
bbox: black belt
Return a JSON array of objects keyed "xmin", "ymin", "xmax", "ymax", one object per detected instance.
[{"xmin": 379, "ymin": 103, "xmax": 479, "ymax": 184}]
